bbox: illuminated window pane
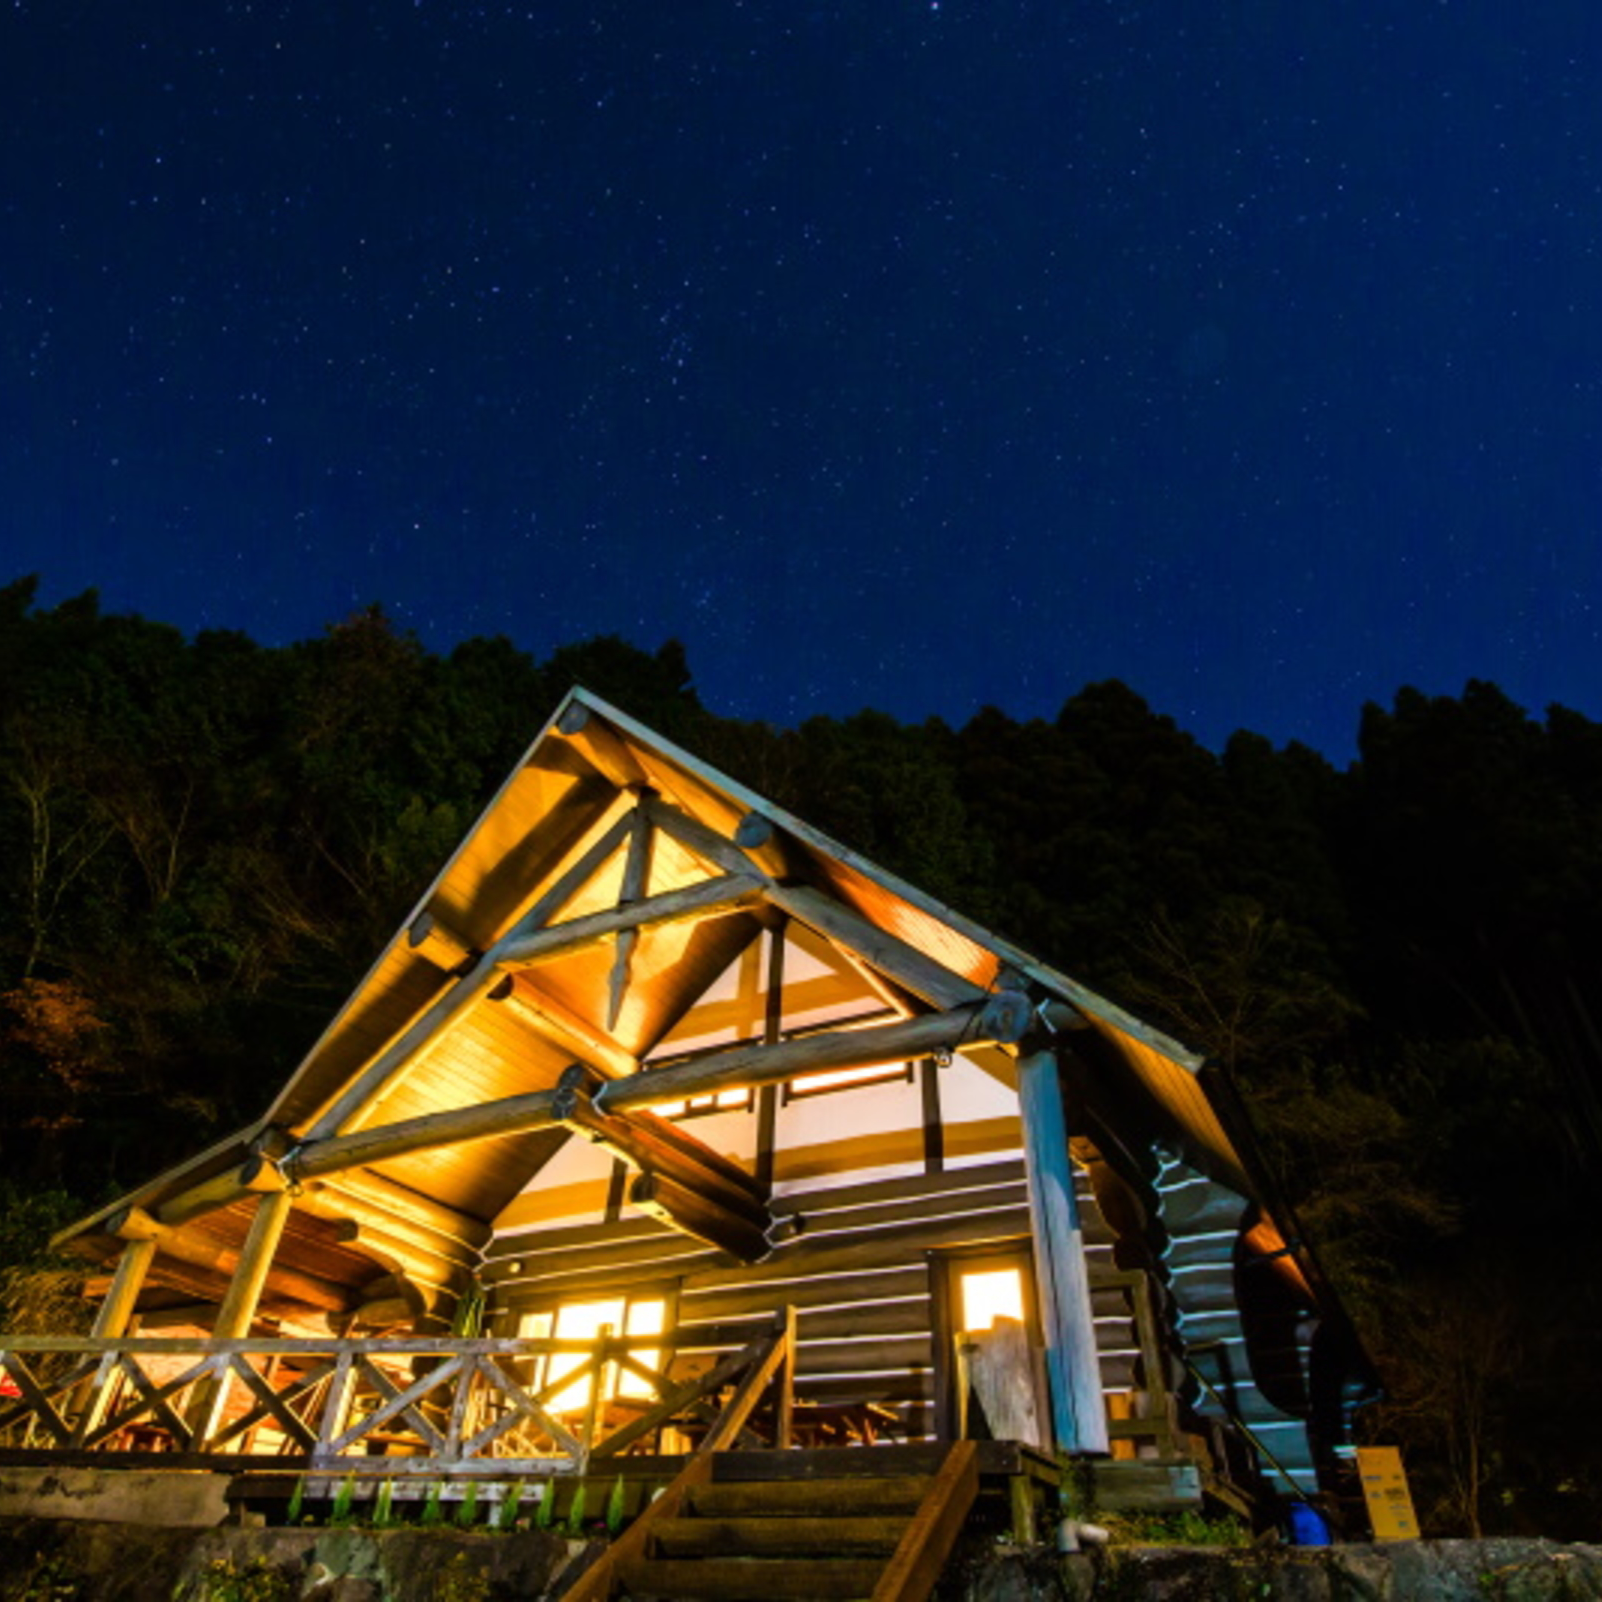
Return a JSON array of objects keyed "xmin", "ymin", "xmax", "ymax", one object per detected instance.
[
  {"xmin": 545, "ymin": 1298, "xmax": 625, "ymax": 1413},
  {"xmin": 960, "ymin": 1268, "xmax": 1024, "ymax": 1333},
  {"xmin": 617, "ymin": 1299, "xmax": 665, "ymax": 1400},
  {"xmin": 520, "ymin": 1297, "xmax": 667, "ymax": 1411},
  {"xmin": 789, "ymin": 1062, "xmax": 909, "ymax": 1097}
]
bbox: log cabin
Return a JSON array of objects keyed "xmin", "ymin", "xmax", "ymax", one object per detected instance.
[{"xmin": 5, "ymin": 689, "xmax": 1370, "ymax": 1562}]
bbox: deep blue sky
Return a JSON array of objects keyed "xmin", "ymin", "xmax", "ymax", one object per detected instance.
[{"xmin": 5, "ymin": 3, "xmax": 1600, "ymax": 761}]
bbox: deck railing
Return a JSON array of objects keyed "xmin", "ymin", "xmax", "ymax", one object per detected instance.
[{"xmin": 0, "ymin": 1310, "xmax": 797, "ymax": 1475}]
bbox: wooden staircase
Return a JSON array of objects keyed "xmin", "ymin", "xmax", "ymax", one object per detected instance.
[{"xmin": 567, "ymin": 1440, "xmax": 979, "ymax": 1602}]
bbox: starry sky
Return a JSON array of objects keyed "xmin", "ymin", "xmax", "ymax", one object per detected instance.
[{"xmin": 4, "ymin": 3, "xmax": 1601, "ymax": 761}]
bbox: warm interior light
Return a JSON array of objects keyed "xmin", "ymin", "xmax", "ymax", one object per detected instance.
[
  {"xmin": 522, "ymin": 1296, "xmax": 666, "ymax": 1412},
  {"xmin": 788, "ymin": 1062, "xmax": 907, "ymax": 1095},
  {"xmin": 960, "ymin": 1267, "xmax": 1024, "ymax": 1333}
]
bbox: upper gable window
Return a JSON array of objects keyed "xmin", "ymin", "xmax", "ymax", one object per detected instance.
[
  {"xmin": 653, "ymin": 1086, "xmax": 753, "ymax": 1119},
  {"xmin": 784, "ymin": 1060, "xmax": 916, "ymax": 1100}
]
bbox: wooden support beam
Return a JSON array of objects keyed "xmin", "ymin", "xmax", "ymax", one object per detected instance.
[
  {"xmin": 628, "ymin": 1171, "xmax": 769, "ymax": 1262},
  {"xmin": 325, "ymin": 1220, "xmax": 466, "ymax": 1294},
  {"xmin": 294, "ymin": 1183, "xmax": 483, "ymax": 1268},
  {"xmin": 154, "ymin": 1158, "xmax": 281, "ymax": 1230},
  {"xmin": 309, "ymin": 1173, "xmax": 489, "ymax": 1249},
  {"xmin": 763, "ymin": 883, "xmax": 986, "ymax": 1010},
  {"xmin": 642, "ymin": 795, "xmax": 773, "ymax": 884},
  {"xmin": 495, "ymin": 872, "xmax": 765, "ymax": 967},
  {"xmin": 290, "ymin": 1090, "xmax": 561, "ymax": 1180},
  {"xmin": 606, "ymin": 802, "xmax": 655, "ymax": 1030},
  {"xmin": 598, "ymin": 994, "xmax": 1032, "ymax": 1113},
  {"xmin": 554, "ymin": 1084, "xmax": 770, "ymax": 1223},
  {"xmin": 405, "ymin": 910, "xmax": 476, "ymax": 972},
  {"xmin": 491, "ymin": 974, "xmax": 637, "ymax": 1079},
  {"xmin": 309, "ymin": 955, "xmax": 506, "ymax": 1140},
  {"xmin": 508, "ymin": 806, "xmax": 637, "ymax": 938},
  {"xmin": 214, "ymin": 1190, "xmax": 292, "ymax": 1329},
  {"xmin": 72, "ymin": 1235, "xmax": 161, "ymax": 1436},
  {"xmin": 874, "ymin": 1440, "xmax": 979, "ymax": 1602},
  {"xmin": 1017, "ymin": 1047, "xmax": 1109, "ymax": 1455},
  {"xmin": 91, "ymin": 1237, "xmax": 157, "ymax": 1337},
  {"xmin": 107, "ymin": 1206, "xmax": 352, "ymax": 1316},
  {"xmin": 304, "ymin": 808, "xmax": 638, "ymax": 1145},
  {"xmin": 188, "ymin": 1188, "xmax": 296, "ymax": 1443},
  {"xmin": 555, "ymin": 700, "xmax": 650, "ymax": 789},
  {"xmin": 625, "ymin": 1105, "xmax": 766, "ymax": 1202}
]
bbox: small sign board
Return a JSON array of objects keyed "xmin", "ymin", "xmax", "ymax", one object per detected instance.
[{"xmin": 1355, "ymin": 1445, "xmax": 1420, "ymax": 1539}]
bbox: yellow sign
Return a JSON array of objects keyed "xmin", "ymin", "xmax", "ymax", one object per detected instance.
[{"xmin": 1355, "ymin": 1446, "xmax": 1420, "ymax": 1539}]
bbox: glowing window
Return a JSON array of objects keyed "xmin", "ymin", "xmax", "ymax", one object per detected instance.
[
  {"xmin": 652, "ymin": 1087, "xmax": 753, "ymax": 1119},
  {"xmin": 519, "ymin": 1295, "xmax": 666, "ymax": 1413},
  {"xmin": 960, "ymin": 1267, "xmax": 1025, "ymax": 1333},
  {"xmin": 786, "ymin": 1060, "xmax": 915, "ymax": 1099}
]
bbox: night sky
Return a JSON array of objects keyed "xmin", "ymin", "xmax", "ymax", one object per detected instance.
[{"xmin": 5, "ymin": 4, "xmax": 1601, "ymax": 761}]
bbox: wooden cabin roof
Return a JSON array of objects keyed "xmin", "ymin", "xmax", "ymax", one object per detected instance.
[{"xmin": 56, "ymin": 688, "xmax": 1258, "ymax": 1309}]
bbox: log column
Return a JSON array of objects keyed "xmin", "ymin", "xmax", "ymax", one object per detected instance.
[
  {"xmin": 93, "ymin": 1236, "xmax": 158, "ymax": 1340},
  {"xmin": 185, "ymin": 1187, "xmax": 296, "ymax": 1443},
  {"xmin": 72, "ymin": 1233, "xmax": 159, "ymax": 1437},
  {"xmin": 1017, "ymin": 1047, "xmax": 1109, "ymax": 1454}
]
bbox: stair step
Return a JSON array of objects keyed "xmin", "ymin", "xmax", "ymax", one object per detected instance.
[
  {"xmin": 687, "ymin": 1475, "xmax": 932, "ymax": 1518},
  {"xmin": 618, "ymin": 1556, "xmax": 884, "ymax": 1602},
  {"xmin": 651, "ymin": 1514, "xmax": 908, "ymax": 1559}
]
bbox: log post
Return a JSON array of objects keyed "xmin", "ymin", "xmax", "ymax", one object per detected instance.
[
  {"xmin": 1017, "ymin": 1047, "xmax": 1109, "ymax": 1454},
  {"xmin": 91, "ymin": 1235, "xmax": 157, "ymax": 1339},
  {"xmin": 185, "ymin": 1187, "xmax": 296, "ymax": 1444},
  {"xmin": 775, "ymin": 1303, "xmax": 797, "ymax": 1450},
  {"xmin": 71, "ymin": 1235, "xmax": 159, "ymax": 1437}
]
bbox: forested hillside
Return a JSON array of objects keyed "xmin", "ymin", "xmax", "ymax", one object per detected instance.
[{"xmin": 2, "ymin": 576, "xmax": 1598, "ymax": 1537}]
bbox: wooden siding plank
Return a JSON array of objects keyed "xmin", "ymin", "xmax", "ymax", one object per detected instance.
[
  {"xmin": 684, "ymin": 1206, "xmax": 1034, "ymax": 1291},
  {"xmin": 675, "ymin": 1299, "xmax": 931, "ymax": 1350},
  {"xmin": 678, "ymin": 1267, "xmax": 929, "ymax": 1324},
  {"xmin": 770, "ymin": 1159, "xmax": 1025, "ymax": 1216}
]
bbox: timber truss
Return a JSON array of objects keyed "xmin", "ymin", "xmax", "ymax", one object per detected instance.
[{"xmin": 94, "ymin": 752, "xmax": 1041, "ymax": 1337}]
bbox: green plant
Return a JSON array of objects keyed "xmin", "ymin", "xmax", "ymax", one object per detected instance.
[
  {"xmin": 455, "ymin": 1480, "xmax": 479, "ymax": 1529},
  {"xmin": 534, "ymin": 1478, "xmax": 555, "ymax": 1531},
  {"xmin": 191, "ymin": 1556, "xmax": 292, "ymax": 1602},
  {"xmin": 281, "ymin": 1476, "xmax": 305, "ymax": 1527},
  {"xmin": 565, "ymin": 1481, "xmax": 587, "ymax": 1538},
  {"xmin": 372, "ymin": 1477, "xmax": 396, "ymax": 1528},
  {"xmin": 328, "ymin": 1471, "xmax": 356, "ymax": 1527},
  {"xmin": 605, "ymin": 1474, "xmax": 626, "ymax": 1537},
  {"xmin": 421, "ymin": 1480, "xmax": 445, "ymax": 1527},
  {"xmin": 496, "ymin": 1482, "xmax": 523, "ymax": 1531}
]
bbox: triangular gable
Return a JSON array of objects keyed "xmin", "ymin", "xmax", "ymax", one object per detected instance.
[{"xmin": 56, "ymin": 688, "xmax": 1252, "ymax": 1307}]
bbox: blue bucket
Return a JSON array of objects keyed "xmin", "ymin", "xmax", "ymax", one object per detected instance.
[{"xmin": 1287, "ymin": 1502, "xmax": 1331, "ymax": 1546}]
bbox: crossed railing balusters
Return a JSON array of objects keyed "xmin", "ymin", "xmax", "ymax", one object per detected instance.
[{"xmin": 0, "ymin": 1315, "xmax": 796, "ymax": 1474}]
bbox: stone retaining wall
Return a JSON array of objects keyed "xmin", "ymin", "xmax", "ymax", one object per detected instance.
[{"xmin": 3, "ymin": 1517, "xmax": 1599, "ymax": 1600}]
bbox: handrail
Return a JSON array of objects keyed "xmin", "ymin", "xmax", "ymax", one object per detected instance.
[
  {"xmin": 560, "ymin": 1306, "xmax": 797, "ymax": 1602},
  {"xmin": 0, "ymin": 1316, "xmax": 798, "ymax": 1474}
]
